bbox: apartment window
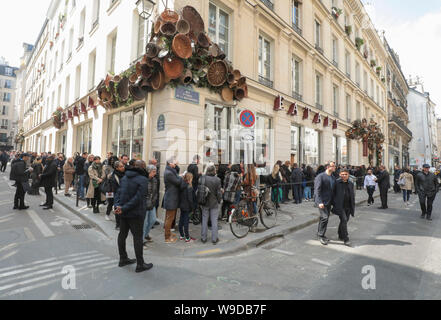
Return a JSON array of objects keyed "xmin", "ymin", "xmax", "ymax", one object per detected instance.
[
  {"xmin": 2, "ymin": 106, "xmax": 8, "ymax": 115},
  {"xmin": 91, "ymin": 0, "xmax": 100, "ymax": 29},
  {"xmin": 333, "ymin": 85, "xmax": 339, "ymax": 116},
  {"xmin": 345, "ymin": 51, "xmax": 351, "ymax": 77},
  {"xmin": 292, "ymin": 56, "xmax": 302, "ymax": 99},
  {"xmin": 60, "ymin": 41, "xmax": 65, "ymax": 69},
  {"xmin": 376, "ymin": 85, "xmax": 379, "ymax": 104},
  {"xmin": 208, "ymin": 3, "xmax": 230, "ymax": 59},
  {"xmin": 260, "ymin": 0, "xmax": 274, "ymax": 11},
  {"xmin": 370, "ymin": 79, "xmax": 374, "ymax": 98},
  {"xmin": 108, "ymin": 32, "xmax": 117, "ymax": 73},
  {"xmin": 355, "ymin": 62, "xmax": 360, "ymax": 85},
  {"xmin": 332, "ymin": 37, "xmax": 338, "ymax": 65},
  {"xmin": 346, "ymin": 95, "xmax": 351, "ymax": 122},
  {"xmin": 75, "ymin": 65, "xmax": 81, "ymax": 99},
  {"xmin": 315, "ymin": 20, "xmax": 321, "ymax": 48},
  {"xmin": 79, "ymin": 9, "xmax": 86, "ymax": 46},
  {"xmin": 356, "ymin": 101, "xmax": 361, "ymax": 120},
  {"xmin": 54, "ymin": 51, "xmax": 58, "ymax": 77},
  {"xmin": 1, "ymin": 119, "xmax": 8, "ymax": 129},
  {"xmin": 68, "ymin": 28, "xmax": 74, "ymax": 58},
  {"xmin": 4, "ymin": 80, "xmax": 12, "ymax": 89},
  {"xmin": 136, "ymin": 14, "xmax": 149, "ymax": 58},
  {"xmin": 4, "ymin": 68, "xmax": 12, "ymax": 76},
  {"xmin": 57, "ymin": 85, "xmax": 62, "ymax": 107},
  {"xmin": 292, "ymin": 1, "xmax": 301, "ymax": 35},
  {"xmin": 3, "ymin": 93, "xmax": 11, "ymax": 102},
  {"xmin": 88, "ymin": 50, "xmax": 97, "ymax": 91},
  {"xmin": 315, "ymin": 73, "xmax": 322, "ymax": 108},
  {"xmin": 258, "ymin": 34, "xmax": 272, "ymax": 87},
  {"xmin": 65, "ymin": 76, "xmax": 70, "ymax": 107},
  {"xmin": 363, "ymin": 71, "xmax": 368, "ymax": 92}
]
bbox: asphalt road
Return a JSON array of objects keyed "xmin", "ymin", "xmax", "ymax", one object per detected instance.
[{"xmin": 0, "ymin": 170, "xmax": 440, "ymax": 300}]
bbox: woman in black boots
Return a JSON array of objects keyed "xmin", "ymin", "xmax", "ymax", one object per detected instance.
[{"xmin": 87, "ymin": 156, "xmax": 106, "ymax": 213}]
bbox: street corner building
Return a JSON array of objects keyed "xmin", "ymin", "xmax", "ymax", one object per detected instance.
[
  {"xmin": 0, "ymin": 59, "xmax": 19, "ymax": 151},
  {"xmin": 17, "ymin": 0, "xmax": 424, "ymax": 171}
]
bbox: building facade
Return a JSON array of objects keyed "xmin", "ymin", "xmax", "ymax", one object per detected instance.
[
  {"xmin": 383, "ymin": 37, "xmax": 411, "ymax": 171},
  {"xmin": 19, "ymin": 0, "xmax": 389, "ymax": 170},
  {"xmin": 407, "ymin": 83, "xmax": 438, "ymax": 168},
  {"xmin": 437, "ymin": 118, "xmax": 441, "ymax": 165},
  {"xmin": 0, "ymin": 58, "xmax": 19, "ymax": 150}
]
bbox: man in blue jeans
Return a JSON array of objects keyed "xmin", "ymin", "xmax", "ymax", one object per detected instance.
[
  {"xmin": 291, "ymin": 163, "xmax": 304, "ymax": 204},
  {"xmin": 74, "ymin": 152, "xmax": 87, "ymax": 200},
  {"xmin": 143, "ymin": 165, "xmax": 158, "ymax": 244}
]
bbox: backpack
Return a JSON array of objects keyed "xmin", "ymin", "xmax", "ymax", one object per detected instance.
[{"xmin": 196, "ymin": 176, "xmax": 210, "ymax": 206}]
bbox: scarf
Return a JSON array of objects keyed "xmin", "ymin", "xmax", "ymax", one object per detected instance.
[{"xmin": 92, "ymin": 162, "xmax": 103, "ymax": 177}]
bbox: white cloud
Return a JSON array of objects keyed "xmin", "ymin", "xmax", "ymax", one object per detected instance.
[{"xmin": 374, "ymin": 9, "xmax": 441, "ymax": 117}]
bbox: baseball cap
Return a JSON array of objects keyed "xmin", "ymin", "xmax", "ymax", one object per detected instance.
[{"xmin": 423, "ymin": 164, "xmax": 430, "ymax": 168}]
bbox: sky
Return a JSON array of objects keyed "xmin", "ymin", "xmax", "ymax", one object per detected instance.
[
  {"xmin": 0, "ymin": 0, "xmax": 439, "ymax": 116},
  {"xmin": 363, "ymin": 0, "xmax": 441, "ymax": 117},
  {"xmin": 0, "ymin": 0, "xmax": 52, "ymax": 67}
]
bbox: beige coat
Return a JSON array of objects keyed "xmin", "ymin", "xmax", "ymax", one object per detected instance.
[
  {"xmin": 399, "ymin": 172, "xmax": 414, "ymax": 191},
  {"xmin": 63, "ymin": 161, "xmax": 75, "ymax": 182},
  {"xmin": 86, "ymin": 164, "xmax": 107, "ymax": 200}
]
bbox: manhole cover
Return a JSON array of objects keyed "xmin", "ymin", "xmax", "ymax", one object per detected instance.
[{"xmin": 72, "ymin": 224, "xmax": 93, "ymax": 230}]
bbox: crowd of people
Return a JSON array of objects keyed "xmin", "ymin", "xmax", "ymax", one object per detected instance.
[{"xmin": 1, "ymin": 148, "xmax": 439, "ymax": 273}]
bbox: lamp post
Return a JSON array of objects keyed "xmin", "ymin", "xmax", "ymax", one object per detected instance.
[{"xmin": 136, "ymin": 0, "xmax": 156, "ymax": 20}]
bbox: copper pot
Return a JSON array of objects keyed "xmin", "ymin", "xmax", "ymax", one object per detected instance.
[
  {"xmin": 197, "ymin": 33, "xmax": 210, "ymax": 48},
  {"xmin": 232, "ymin": 70, "xmax": 241, "ymax": 81},
  {"xmin": 139, "ymin": 78, "xmax": 152, "ymax": 93},
  {"xmin": 154, "ymin": 19, "xmax": 162, "ymax": 35},
  {"xmin": 227, "ymin": 73, "xmax": 235, "ymax": 84},
  {"xmin": 234, "ymin": 87, "xmax": 245, "ymax": 101},
  {"xmin": 163, "ymin": 56, "xmax": 184, "ymax": 80},
  {"xmin": 141, "ymin": 64, "xmax": 153, "ymax": 79},
  {"xmin": 237, "ymin": 76, "xmax": 247, "ymax": 87},
  {"xmin": 151, "ymin": 71, "xmax": 165, "ymax": 90},
  {"xmin": 145, "ymin": 42, "xmax": 160, "ymax": 58},
  {"xmin": 160, "ymin": 9, "xmax": 179, "ymax": 24},
  {"xmin": 221, "ymin": 87, "xmax": 234, "ymax": 102},
  {"xmin": 180, "ymin": 69, "xmax": 193, "ymax": 85},
  {"xmin": 160, "ymin": 22, "xmax": 177, "ymax": 36},
  {"xmin": 172, "ymin": 34, "xmax": 192, "ymax": 59},
  {"xmin": 176, "ymin": 19, "xmax": 190, "ymax": 34},
  {"xmin": 182, "ymin": 6, "xmax": 205, "ymax": 36},
  {"xmin": 129, "ymin": 72, "xmax": 138, "ymax": 84},
  {"xmin": 135, "ymin": 62, "xmax": 142, "ymax": 76},
  {"xmin": 129, "ymin": 82, "xmax": 147, "ymax": 101},
  {"xmin": 117, "ymin": 77, "xmax": 129, "ymax": 102}
]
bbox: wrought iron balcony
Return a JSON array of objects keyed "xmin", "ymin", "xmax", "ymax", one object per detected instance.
[
  {"xmin": 259, "ymin": 75, "xmax": 273, "ymax": 88},
  {"xmin": 293, "ymin": 91, "xmax": 303, "ymax": 101},
  {"xmin": 389, "ymin": 114, "xmax": 412, "ymax": 138},
  {"xmin": 332, "ymin": 60, "xmax": 338, "ymax": 68},
  {"xmin": 292, "ymin": 23, "xmax": 302, "ymax": 36},
  {"xmin": 260, "ymin": 0, "xmax": 274, "ymax": 10}
]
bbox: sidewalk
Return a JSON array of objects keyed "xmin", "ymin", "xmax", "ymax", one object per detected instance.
[{"xmin": 52, "ymin": 186, "xmax": 381, "ymax": 259}]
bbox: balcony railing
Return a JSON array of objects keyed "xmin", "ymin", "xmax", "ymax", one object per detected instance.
[
  {"xmin": 315, "ymin": 45, "xmax": 324, "ymax": 55},
  {"xmin": 292, "ymin": 23, "xmax": 302, "ymax": 36},
  {"xmin": 260, "ymin": 0, "xmax": 274, "ymax": 10},
  {"xmin": 332, "ymin": 60, "xmax": 338, "ymax": 68},
  {"xmin": 293, "ymin": 91, "xmax": 303, "ymax": 101},
  {"xmin": 389, "ymin": 114, "xmax": 412, "ymax": 138},
  {"xmin": 259, "ymin": 75, "xmax": 273, "ymax": 88}
]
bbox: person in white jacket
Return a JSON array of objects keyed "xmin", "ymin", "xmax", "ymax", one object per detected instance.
[{"xmin": 364, "ymin": 169, "xmax": 378, "ymax": 206}]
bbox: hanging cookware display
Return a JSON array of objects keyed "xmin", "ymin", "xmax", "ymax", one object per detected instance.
[
  {"xmin": 172, "ymin": 34, "xmax": 192, "ymax": 59},
  {"xmin": 221, "ymin": 87, "xmax": 234, "ymax": 102},
  {"xmin": 117, "ymin": 77, "xmax": 129, "ymax": 102},
  {"xmin": 181, "ymin": 6, "xmax": 205, "ymax": 36},
  {"xmin": 180, "ymin": 69, "xmax": 193, "ymax": 85},
  {"xmin": 151, "ymin": 71, "xmax": 165, "ymax": 90},
  {"xmin": 160, "ymin": 22, "xmax": 177, "ymax": 36},
  {"xmin": 176, "ymin": 19, "xmax": 190, "ymax": 34},
  {"xmin": 197, "ymin": 33, "xmax": 210, "ymax": 48},
  {"xmin": 207, "ymin": 60, "xmax": 228, "ymax": 87},
  {"xmin": 163, "ymin": 56, "xmax": 184, "ymax": 80}
]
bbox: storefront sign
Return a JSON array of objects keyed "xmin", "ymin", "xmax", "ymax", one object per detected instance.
[
  {"xmin": 240, "ymin": 128, "xmax": 255, "ymax": 142},
  {"xmin": 175, "ymin": 85, "xmax": 200, "ymax": 105},
  {"xmin": 239, "ymin": 110, "xmax": 256, "ymax": 128},
  {"xmin": 157, "ymin": 114, "xmax": 165, "ymax": 132}
]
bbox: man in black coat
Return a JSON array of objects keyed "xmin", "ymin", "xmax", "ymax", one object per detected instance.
[
  {"xmin": 291, "ymin": 163, "xmax": 304, "ymax": 204},
  {"xmin": 332, "ymin": 169, "xmax": 355, "ymax": 247},
  {"xmin": 376, "ymin": 165, "xmax": 390, "ymax": 209},
  {"xmin": 163, "ymin": 157, "xmax": 183, "ymax": 243},
  {"xmin": 393, "ymin": 165, "xmax": 402, "ymax": 193},
  {"xmin": 10, "ymin": 153, "xmax": 32, "ymax": 210},
  {"xmin": 0, "ymin": 151, "xmax": 8, "ymax": 172},
  {"xmin": 114, "ymin": 160, "xmax": 153, "ymax": 273},
  {"xmin": 415, "ymin": 164, "xmax": 439, "ymax": 221},
  {"xmin": 315, "ymin": 162, "xmax": 337, "ymax": 245},
  {"xmin": 39, "ymin": 155, "xmax": 58, "ymax": 210}
]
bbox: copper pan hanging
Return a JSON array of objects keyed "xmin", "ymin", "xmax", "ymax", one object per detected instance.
[
  {"xmin": 151, "ymin": 70, "xmax": 165, "ymax": 90},
  {"xmin": 145, "ymin": 42, "xmax": 160, "ymax": 58},
  {"xmin": 163, "ymin": 56, "xmax": 184, "ymax": 80},
  {"xmin": 221, "ymin": 87, "xmax": 234, "ymax": 102},
  {"xmin": 160, "ymin": 9, "xmax": 179, "ymax": 24},
  {"xmin": 172, "ymin": 34, "xmax": 192, "ymax": 59},
  {"xmin": 176, "ymin": 19, "xmax": 190, "ymax": 34},
  {"xmin": 197, "ymin": 33, "xmax": 210, "ymax": 48},
  {"xmin": 181, "ymin": 6, "xmax": 205, "ymax": 36},
  {"xmin": 180, "ymin": 69, "xmax": 193, "ymax": 85},
  {"xmin": 160, "ymin": 22, "xmax": 177, "ymax": 37}
]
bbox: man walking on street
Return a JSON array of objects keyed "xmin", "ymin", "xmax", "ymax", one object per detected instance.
[
  {"xmin": 315, "ymin": 162, "xmax": 336, "ymax": 245},
  {"xmin": 114, "ymin": 160, "xmax": 153, "ymax": 273},
  {"xmin": 332, "ymin": 169, "xmax": 355, "ymax": 247},
  {"xmin": 415, "ymin": 164, "xmax": 439, "ymax": 221},
  {"xmin": 74, "ymin": 152, "xmax": 87, "ymax": 201},
  {"xmin": 39, "ymin": 155, "xmax": 58, "ymax": 210},
  {"xmin": 0, "ymin": 151, "xmax": 8, "ymax": 172},
  {"xmin": 10, "ymin": 153, "xmax": 32, "ymax": 210},
  {"xmin": 376, "ymin": 165, "xmax": 390, "ymax": 209},
  {"xmin": 364, "ymin": 169, "xmax": 377, "ymax": 206}
]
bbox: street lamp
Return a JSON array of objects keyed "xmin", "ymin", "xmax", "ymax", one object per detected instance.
[{"xmin": 136, "ymin": 0, "xmax": 156, "ymax": 20}]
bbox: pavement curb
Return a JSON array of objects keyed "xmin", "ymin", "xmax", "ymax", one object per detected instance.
[{"xmin": 52, "ymin": 194, "xmax": 111, "ymax": 239}]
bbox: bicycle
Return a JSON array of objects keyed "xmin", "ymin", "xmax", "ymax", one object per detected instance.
[{"xmin": 229, "ymin": 186, "xmax": 278, "ymax": 238}]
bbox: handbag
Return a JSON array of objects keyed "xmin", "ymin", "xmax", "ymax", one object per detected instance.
[{"xmin": 397, "ymin": 177, "xmax": 406, "ymax": 186}]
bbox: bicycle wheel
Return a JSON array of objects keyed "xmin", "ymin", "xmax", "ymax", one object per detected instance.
[
  {"xmin": 260, "ymin": 200, "xmax": 278, "ymax": 229},
  {"xmin": 229, "ymin": 206, "xmax": 250, "ymax": 239}
]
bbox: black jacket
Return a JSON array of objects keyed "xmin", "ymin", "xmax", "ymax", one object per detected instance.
[
  {"xmin": 187, "ymin": 163, "xmax": 200, "ymax": 189},
  {"xmin": 377, "ymin": 170, "xmax": 390, "ymax": 190},
  {"xmin": 163, "ymin": 165, "xmax": 183, "ymax": 210},
  {"xmin": 314, "ymin": 172, "xmax": 336, "ymax": 206},
  {"xmin": 332, "ymin": 179, "xmax": 355, "ymax": 217},
  {"xmin": 108, "ymin": 170, "xmax": 124, "ymax": 193},
  {"xmin": 199, "ymin": 174, "xmax": 222, "ymax": 209},
  {"xmin": 115, "ymin": 167, "xmax": 148, "ymax": 219},
  {"xmin": 0, "ymin": 152, "xmax": 8, "ymax": 163},
  {"xmin": 280, "ymin": 165, "xmax": 291, "ymax": 182},
  {"xmin": 304, "ymin": 170, "xmax": 316, "ymax": 188},
  {"xmin": 40, "ymin": 160, "xmax": 58, "ymax": 188},
  {"xmin": 74, "ymin": 156, "xmax": 86, "ymax": 175},
  {"xmin": 146, "ymin": 176, "xmax": 158, "ymax": 211},
  {"xmin": 415, "ymin": 172, "xmax": 439, "ymax": 198},
  {"xmin": 10, "ymin": 159, "xmax": 29, "ymax": 183},
  {"xmin": 291, "ymin": 168, "xmax": 304, "ymax": 184},
  {"xmin": 179, "ymin": 181, "xmax": 195, "ymax": 212}
]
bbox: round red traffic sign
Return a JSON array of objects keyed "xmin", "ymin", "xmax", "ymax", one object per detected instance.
[{"xmin": 239, "ymin": 110, "xmax": 255, "ymax": 128}]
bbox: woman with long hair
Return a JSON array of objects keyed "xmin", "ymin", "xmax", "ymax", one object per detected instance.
[{"xmin": 269, "ymin": 164, "xmax": 282, "ymax": 209}]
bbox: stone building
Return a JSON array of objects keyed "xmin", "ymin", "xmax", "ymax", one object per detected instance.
[{"xmin": 0, "ymin": 58, "xmax": 19, "ymax": 150}]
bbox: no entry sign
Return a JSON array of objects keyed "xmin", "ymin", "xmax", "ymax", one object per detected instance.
[{"xmin": 239, "ymin": 109, "xmax": 255, "ymax": 128}]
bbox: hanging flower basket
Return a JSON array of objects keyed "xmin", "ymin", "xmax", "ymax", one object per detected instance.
[{"xmin": 332, "ymin": 7, "xmax": 342, "ymax": 19}]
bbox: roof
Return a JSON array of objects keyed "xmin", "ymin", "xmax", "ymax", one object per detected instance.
[{"xmin": 0, "ymin": 64, "xmax": 18, "ymax": 78}]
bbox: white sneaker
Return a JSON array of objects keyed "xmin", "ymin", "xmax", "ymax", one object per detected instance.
[{"xmin": 105, "ymin": 215, "xmax": 111, "ymax": 221}]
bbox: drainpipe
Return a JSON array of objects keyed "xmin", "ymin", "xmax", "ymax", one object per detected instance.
[{"xmin": 145, "ymin": 92, "xmax": 153, "ymax": 160}]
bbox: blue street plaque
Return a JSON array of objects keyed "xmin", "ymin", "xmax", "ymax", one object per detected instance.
[
  {"xmin": 157, "ymin": 114, "xmax": 165, "ymax": 132},
  {"xmin": 175, "ymin": 85, "xmax": 200, "ymax": 105}
]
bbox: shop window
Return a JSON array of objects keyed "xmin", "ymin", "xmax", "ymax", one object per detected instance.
[
  {"xmin": 107, "ymin": 106, "xmax": 144, "ymax": 159},
  {"xmin": 304, "ymin": 127, "xmax": 320, "ymax": 166},
  {"xmin": 76, "ymin": 121, "xmax": 93, "ymax": 154}
]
